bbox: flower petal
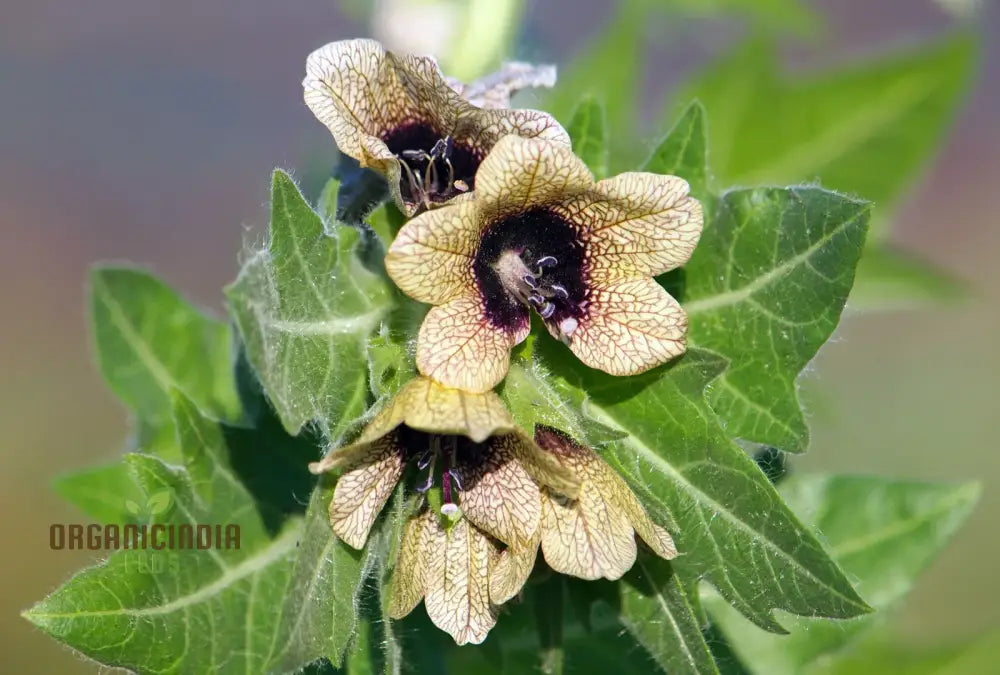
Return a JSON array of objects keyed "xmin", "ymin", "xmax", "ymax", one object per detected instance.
[
  {"xmin": 475, "ymin": 135, "xmax": 593, "ymax": 218},
  {"xmin": 388, "ymin": 510, "xmax": 432, "ymax": 618},
  {"xmin": 569, "ymin": 277, "xmax": 687, "ymax": 376},
  {"xmin": 508, "ymin": 430, "xmax": 581, "ymax": 499},
  {"xmin": 456, "ymin": 106, "xmax": 570, "ymax": 149},
  {"xmin": 328, "ymin": 433, "xmax": 405, "ymax": 549},
  {"xmin": 398, "ymin": 376, "xmax": 515, "ymax": 442},
  {"xmin": 534, "ymin": 426, "xmax": 677, "ymax": 566},
  {"xmin": 608, "ymin": 487, "xmax": 679, "ymax": 561},
  {"xmin": 303, "ymin": 39, "xmax": 458, "ymax": 161},
  {"xmin": 423, "ymin": 517, "xmax": 499, "ymax": 645},
  {"xmin": 540, "ymin": 489, "xmax": 636, "ymax": 581},
  {"xmin": 457, "ymin": 435, "xmax": 541, "ymax": 549},
  {"xmin": 490, "ymin": 541, "xmax": 538, "ymax": 605},
  {"xmin": 556, "ymin": 172, "xmax": 703, "ymax": 285},
  {"xmin": 416, "ymin": 294, "xmax": 528, "ymax": 393},
  {"xmin": 385, "ymin": 200, "xmax": 483, "ymax": 305}
]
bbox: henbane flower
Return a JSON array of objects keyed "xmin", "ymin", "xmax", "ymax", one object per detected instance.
[
  {"xmin": 532, "ymin": 426, "xmax": 678, "ymax": 580},
  {"xmin": 385, "ymin": 134, "xmax": 704, "ymax": 392},
  {"xmin": 303, "ymin": 39, "xmax": 569, "ymax": 216},
  {"xmin": 307, "ymin": 376, "xmax": 576, "ymax": 644}
]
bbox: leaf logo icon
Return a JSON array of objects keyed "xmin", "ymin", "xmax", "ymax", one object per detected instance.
[
  {"xmin": 147, "ymin": 490, "xmax": 172, "ymax": 516},
  {"xmin": 125, "ymin": 499, "xmax": 142, "ymax": 516}
]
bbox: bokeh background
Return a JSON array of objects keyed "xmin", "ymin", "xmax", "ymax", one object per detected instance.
[{"xmin": 2, "ymin": 0, "xmax": 996, "ymax": 672}]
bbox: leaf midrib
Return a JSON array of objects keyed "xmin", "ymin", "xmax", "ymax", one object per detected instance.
[
  {"xmin": 683, "ymin": 201, "xmax": 866, "ymax": 317},
  {"xmin": 25, "ymin": 523, "xmax": 300, "ymax": 620}
]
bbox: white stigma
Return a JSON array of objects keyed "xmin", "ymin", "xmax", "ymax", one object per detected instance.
[{"xmin": 558, "ymin": 317, "xmax": 578, "ymax": 341}]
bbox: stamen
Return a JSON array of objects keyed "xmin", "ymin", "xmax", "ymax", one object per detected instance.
[
  {"xmin": 415, "ymin": 450, "xmax": 436, "ymax": 492},
  {"xmin": 528, "ymin": 293, "xmax": 545, "ymax": 306},
  {"xmin": 416, "ymin": 472, "xmax": 434, "ymax": 493},
  {"xmin": 536, "ymin": 256, "xmax": 558, "ymax": 269},
  {"xmin": 550, "ymin": 284, "xmax": 569, "ymax": 299},
  {"xmin": 447, "ymin": 468, "xmax": 464, "ymax": 492},
  {"xmin": 523, "ymin": 273, "xmax": 538, "ymax": 288},
  {"xmin": 539, "ymin": 302, "xmax": 556, "ymax": 319}
]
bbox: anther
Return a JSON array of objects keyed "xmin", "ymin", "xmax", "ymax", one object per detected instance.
[
  {"xmin": 536, "ymin": 256, "xmax": 558, "ymax": 269},
  {"xmin": 539, "ymin": 302, "xmax": 556, "ymax": 319},
  {"xmin": 523, "ymin": 273, "xmax": 538, "ymax": 288},
  {"xmin": 447, "ymin": 468, "xmax": 463, "ymax": 492},
  {"xmin": 415, "ymin": 473, "xmax": 434, "ymax": 493},
  {"xmin": 416, "ymin": 452, "xmax": 432, "ymax": 470},
  {"xmin": 528, "ymin": 294, "xmax": 545, "ymax": 306},
  {"xmin": 550, "ymin": 284, "xmax": 569, "ymax": 299}
]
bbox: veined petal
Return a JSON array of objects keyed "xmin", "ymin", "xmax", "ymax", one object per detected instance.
[
  {"xmin": 328, "ymin": 433, "xmax": 405, "ymax": 549},
  {"xmin": 457, "ymin": 435, "xmax": 541, "ymax": 549},
  {"xmin": 555, "ymin": 172, "xmax": 703, "ymax": 285},
  {"xmin": 540, "ymin": 488, "xmax": 636, "ymax": 581},
  {"xmin": 569, "ymin": 277, "xmax": 687, "ymax": 376},
  {"xmin": 356, "ymin": 376, "xmax": 515, "ymax": 445},
  {"xmin": 490, "ymin": 540, "xmax": 538, "ymax": 605},
  {"xmin": 475, "ymin": 135, "xmax": 593, "ymax": 218},
  {"xmin": 456, "ymin": 106, "xmax": 571, "ymax": 149},
  {"xmin": 303, "ymin": 39, "xmax": 458, "ymax": 161},
  {"xmin": 416, "ymin": 294, "xmax": 528, "ymax": 393},
  {"xmin": 423, "ymin": 517, "xmax": 499, "ymax": 645},
  {"xmin": 400, "ymin": 375, "xmax": 515, "ymax": 442},
  {"xmin": 535, "ymin": 426, "xmax": 677, "ymax": 567},
  {"xmin": 385, "ymin": 200, "xmax": 484, "ymax": 305},
  {"xmin": 508, "ymin": 430, "xmax": 580, "ymax": 499},
  {"xmin": 388, "ymin": 510, "xmax": 432, "ymax": 618}
]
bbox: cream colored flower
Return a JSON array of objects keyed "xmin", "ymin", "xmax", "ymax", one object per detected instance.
[
  {"xmin": 387, "ymin": 507, "xmax": 536, "ymax": 645},
  {"xmin": 385, "ymin": 134, "xmax": 703, "ymax": 392},
  {"xmin": 308, "ymin": 377, "xmax": 575, "ymax": 644},
  {"xmin": 307, "ymin": 376, "xmax": 574, "ymax": 550},
  {"xmin": 303, "ymin": 39, "xmax": 568, "ymax": 216},
  {"xmin": 533, "ymin": 426, "xmax": 678, "ymax": 581}
]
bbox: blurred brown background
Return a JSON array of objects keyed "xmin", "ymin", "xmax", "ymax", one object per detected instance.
[{"xmin": 1, "ymin": 0, "xmax": 996, "ymax": 672}]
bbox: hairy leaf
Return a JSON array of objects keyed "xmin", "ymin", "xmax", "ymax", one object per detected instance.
[
  {"xmin": 567, "ymin": 97, "xmax": 609, "ymax": 179},
  {"xmin": 644, "ymin": 100, "xmax": 710, "ymax": 201},
  {"xmin": 53, "ymin": 461, "xmax": 145, "ymax": 525},
  {"xmin": 25, "ymin": 394, "xmax": 302, "ymax": 673},
  {"xmin": 90, "ymin": 267, "xmax": 240, "ymax": 435},
  {"xmin": 619, "ymin": 556, "xmax": 719, "ymax": 674},
  {"xmin": 226, "ymin": 170, "xmax": 392, "ymax": 438},
  {"xmin": 526, "ymin": 344, "xmax": 871, "ymax": 634},
  {"xmin": 706, "ymin": 475, "xmax": 980, "ymax": 674},
  {"xmin": 684, "ymin": 187, "xmax": 869, "ymax": 452}
]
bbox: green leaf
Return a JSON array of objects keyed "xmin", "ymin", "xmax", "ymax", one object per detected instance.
[
  {"xmin": 567, "ymin": 97, "xmax": 609, "ymax": 179},
  {"xmin": 526, "ymin": 344, "xmax": 871, "ymax": 634},
  {"xmin": 90, "ymin": 266, "xmax": 240, "ymax": 434},
  {"xmin": 706, "ymin": 475, "xmax": 980, "ymax": 675},
  {"xmin": 501, "ymin": 338, "xmax": 627, "ymax": 448},
  {"xmin": 269, "ymin": 481, "xmax": 367, "ymax": 672},
  {"xmin": 53, "ymin": 461, "xmax": 145, "ymax": 524},
  {"xmin": 850, "ymin": 246, "xmax": 967, "ymax": 311},
  {"xmin": 619, "ymin": 556, "xmax": 719, "ymax": 674},
  {"xmin": 676, "ymin": 35, "xmax": 974, "ymax": 240},
  {"xmin": 226, "ymin": 170, "xmax": 392, "ymax": 438},
  {"xmin": 683, "ymin": 187, "xmax": 870, "ymax": 452},
  {"xmin": 24, "ymin": 393, "xmax": 302, "ymax": 673},
  {"xmin": 817, "ymin": 629, "xmax": 1000, "ymax": 675},
  {"xmin": 644, "ymin": 100, "xmax": 710, "ymax": 201}
]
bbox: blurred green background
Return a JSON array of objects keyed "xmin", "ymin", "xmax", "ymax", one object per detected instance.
[{"xmin": 2, "ymin": 0, "xmax": 996, "ymax": 672}]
